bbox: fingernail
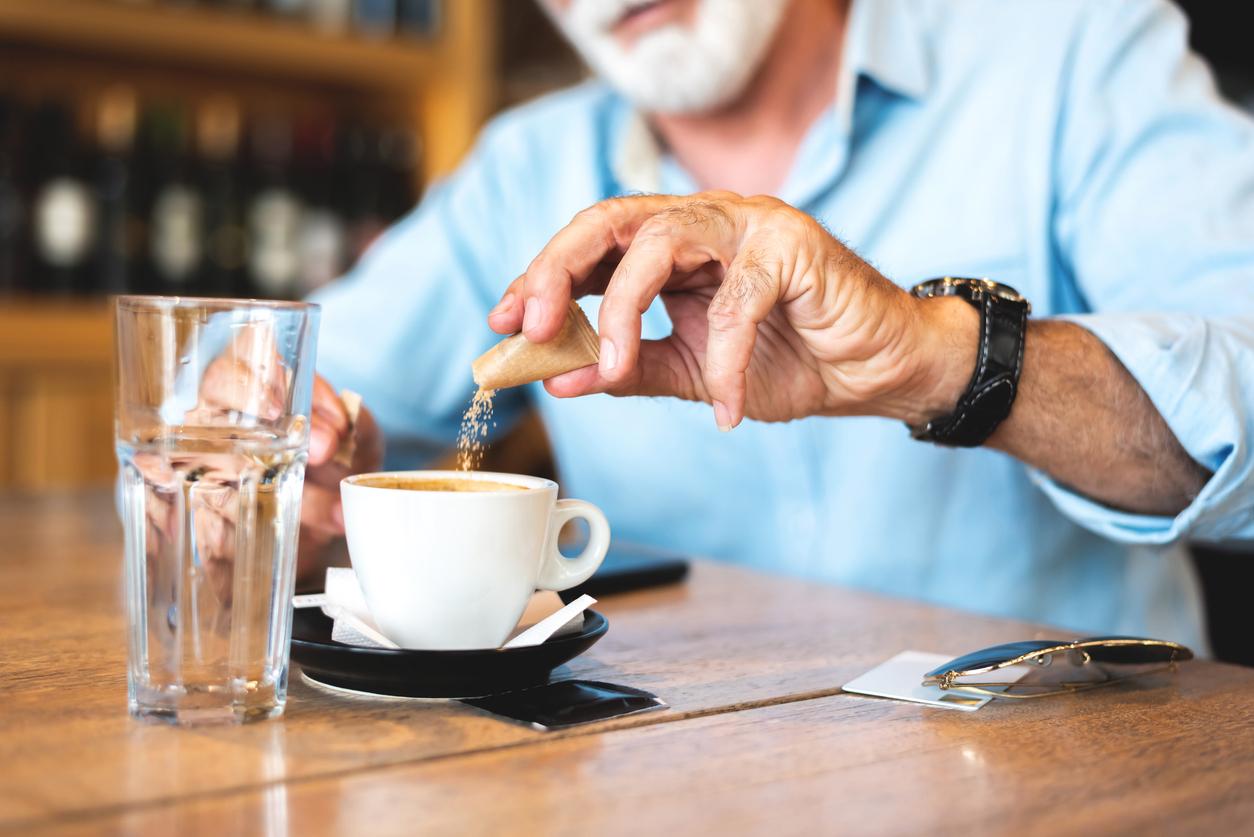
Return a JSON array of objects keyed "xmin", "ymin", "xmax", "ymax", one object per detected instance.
[
  {"xmin": 600, "ymin": 337, "xmax": 617, "ymax": 372},
  {"xmin": 713, "ymin": 400, "xmax": 732, "ymax": 432},
  {"xmin": 331, "ymin": 503, "xmax": 344, "ymax": 531},
  {"xmin": 489, "ymin": 293, "xmax": 515, "ymax": 317},
  {"xmin": 522, "ymin": 298, "xmax": 544, "ymax": 333}
]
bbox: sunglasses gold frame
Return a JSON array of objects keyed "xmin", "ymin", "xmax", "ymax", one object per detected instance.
[{"xmin": 922, "ymin": 638, "xmax": 1191, "ymax": 700}]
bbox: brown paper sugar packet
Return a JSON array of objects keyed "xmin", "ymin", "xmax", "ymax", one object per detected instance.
[
  {"xmin": 332, "ymin": 389, "xmax": 363, "ymax": 468},
  {"xmin": 472, "ymin": 300, "xmax": 600, "ymax": 390}
]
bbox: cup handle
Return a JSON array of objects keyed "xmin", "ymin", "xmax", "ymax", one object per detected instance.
[{"xmin": 536, "ymin": 499, "xmax": 611, "ymax": 591}]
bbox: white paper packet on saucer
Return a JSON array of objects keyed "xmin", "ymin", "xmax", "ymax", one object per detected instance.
[{"xmin": 292, "ymin": 568, "xmax": 595, "ymax": 651}]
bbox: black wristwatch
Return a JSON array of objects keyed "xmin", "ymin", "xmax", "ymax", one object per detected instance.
[{"xmin": 907, "ymin": 277, "xmax": 1031, "ymax": 447}]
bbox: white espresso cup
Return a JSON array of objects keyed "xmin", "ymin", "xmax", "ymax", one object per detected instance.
[{"xmin": 340, "ymin": 470, "xmax": 610, "ymax": 650}]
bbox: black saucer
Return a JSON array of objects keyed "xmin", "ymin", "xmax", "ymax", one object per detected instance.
[{"xmin": 290, "ymin": 608, "xmax": 609, "ymax": 699}]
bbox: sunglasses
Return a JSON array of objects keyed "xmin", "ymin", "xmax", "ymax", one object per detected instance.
[{"xmin": 922, "ymin": 636, "xmax": 1193, "ymax": 699}]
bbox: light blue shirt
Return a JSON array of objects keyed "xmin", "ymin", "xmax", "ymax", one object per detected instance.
[{"xmin": 311, "ymin": 0, "xmax": 1254, "ymax": 651}]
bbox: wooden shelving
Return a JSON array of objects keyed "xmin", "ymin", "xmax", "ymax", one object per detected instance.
[
  {"xmin": 0, "ymin": 0, "xmax": 495, "ymax": 182},
  {"xmin": 0, "ymin": 0, "xmax": 499, "ymax": 490},
  {"xmin": 0, "ymin": 0, "xmax": 437, "ymax": 91},
  {"xmin": 0, "ymin": 301, "xmax": 115, "ymax": 490}
]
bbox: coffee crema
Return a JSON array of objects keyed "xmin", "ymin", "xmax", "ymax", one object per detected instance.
[{"xmin": 354, "ymin": 476, "xmax": 527, "ymax": 493}]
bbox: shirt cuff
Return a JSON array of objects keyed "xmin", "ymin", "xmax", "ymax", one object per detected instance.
[{"xmin": 1027, "ymin": 313, "xmax": 1254, "ymax": 544}]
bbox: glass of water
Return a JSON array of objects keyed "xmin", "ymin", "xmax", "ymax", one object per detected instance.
[{"xmin": 114, "ymin": 296, "xmax": 319, "ymax": 724}]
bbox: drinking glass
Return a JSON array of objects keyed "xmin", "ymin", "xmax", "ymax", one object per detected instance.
[{"xmin": 113, "ymin": 296, "xmax": 319, "ymax": 724}]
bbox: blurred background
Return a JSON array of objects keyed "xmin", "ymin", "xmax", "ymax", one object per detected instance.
[
  {"xmin": 0, "ymin": 0, "xmax": 1249, "ymax": 493},
  {"xmin": 0, "ymin": 0, "xmax": 584, "ymax": 491},
  {"xmin": 0, "ymin": 2, "xmax": 1251, "ymax": 664}
]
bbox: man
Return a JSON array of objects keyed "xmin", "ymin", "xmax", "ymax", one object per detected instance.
[{"xmin": 307, "ymin": 0, "xmax": 1254, "ymax": 651}]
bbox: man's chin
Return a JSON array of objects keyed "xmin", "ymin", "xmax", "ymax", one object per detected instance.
[{"xmin": 592, "ymin": 49, "xmax": 752, "ymax": 114}]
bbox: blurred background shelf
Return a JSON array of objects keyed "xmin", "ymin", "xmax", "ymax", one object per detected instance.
[
  {"xmin": 0, "ymin": 0, "xmax": 580, "ymax": 491},
  {"xmin": 0, "ymin": 300, "xmax": 114, "ymax": 489},
  {"xmin": 0, "ymin": 0, "xmax": 497, "ymax": 185},
  {"xmin": 0, "ymin": 0, "xmax": 439, "ymax": 92}
]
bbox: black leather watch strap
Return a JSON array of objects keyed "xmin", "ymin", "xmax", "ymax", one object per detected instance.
[{"xmin": 909, "ymin": 279, "xmax": 1030, "ymax": 447}]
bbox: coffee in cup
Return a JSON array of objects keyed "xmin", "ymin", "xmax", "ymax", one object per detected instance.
[
  {"xmin": 340, "ymin": 470, "xmax": 610, "ymax": 650},
  {"xmin": 354, "ymin": 475, "xmax": 526, "ymax": 493}
]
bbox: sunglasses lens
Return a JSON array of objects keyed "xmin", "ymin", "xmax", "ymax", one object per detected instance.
[
  {"xmin": 924, "ymin": 640, "xmax": 1062, "ymax": 679},
  {"xmin": 1080, "ymin": 636, "xmax": 1193, "ymax": 665}
]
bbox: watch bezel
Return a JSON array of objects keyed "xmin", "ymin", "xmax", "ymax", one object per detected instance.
[{"xmin": 911, "ymin": 277, "xmax": 1031, "ymax": 313}]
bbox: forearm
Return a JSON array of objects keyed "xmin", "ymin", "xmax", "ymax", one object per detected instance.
[
  {"xmin": 989, "ymin": 319, "xmax": 1209, "ymax": 515},
  {"xmin": 910, "ymin": 299, "xmax": 1209, "ymax": 515}
]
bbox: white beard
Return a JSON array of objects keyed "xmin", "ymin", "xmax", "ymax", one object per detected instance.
[{"xmin": 552, "ymin": 0, "xmax": 791, "ymax": 115}]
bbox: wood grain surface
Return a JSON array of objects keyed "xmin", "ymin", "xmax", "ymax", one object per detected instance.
[
  {"xmin": 2, "ymin": 491, "xmax": 1252, "ymax": 834},
  {"xmin": 80, "ymin": 673, "xmax": 1254, "ymax": 837}
]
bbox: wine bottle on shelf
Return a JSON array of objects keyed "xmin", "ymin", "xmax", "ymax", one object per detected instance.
[
  {"xmin": 196, "ymin": 96, "xmax": 248, "ymax": 297},
  {"xmin": 212, "ymin": 0, "xmax": 259, "ymax": 11},
  {"xmin": 292, "ymin": 112, "xmax": 347, "ymax": 295},
  {"xmin": 340, "ymin": 122, "xmax": 386, "ymax": 263},
  {"xmin": 268, "ymin": 0, "xmax": 309, "ymax": 18},
  {"xmin": 143, "ymin": 104, "xmax": 205, "ymax": 294},
  {"xmin": 0, "ymin": 96, "xmax": 26, "ymax": 294},
  {"xmin": 246, "ymin": 113, "xmax": 303, "ymax": 299},
  {"xmin": 378, "ymin": 125, "xmax": 421, "ymax": 221},
  {"xmin": 93, "ymin": 86, "xmax": 142, "ymax": 295},
  {"xmin": 396, "ymin": 0, "xmax": 440, "ymax": 38},
  {"xmin": 28, "ymin": 101, "xmax": 97, "ymax": 295},
  {"xmin": 308, "ymin": 0, "xmax": 352, "ymax": 33},
  {"xmin": 353, "ymin": 0, "xmax": 396, "ymax": 39}
]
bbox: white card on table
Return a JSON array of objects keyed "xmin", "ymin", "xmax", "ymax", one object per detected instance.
[{"xmin": 842, "ymin": 650, "xmax": 1032, "ymax": 712}]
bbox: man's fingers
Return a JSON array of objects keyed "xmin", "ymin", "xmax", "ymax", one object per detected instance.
[
  {"xmin": 301, "ymin": 482, "xmax": 345, "ymax": 537},
  {"xmin": 490, "ymin": 263, "xmax": 617, "ymax": 336},
  {"xmin": 309, "ymin": 376, "xmax": 349, "ymax": 466},
  {"xmin": 595, "ymin": 238, "xmax": 673, "ymax": 384},
  {"xmin": 542, "ymin": 364, "xmax": 602, "ymax": 398},
  {"xmin": 520, "ymin": 195, "xmax": 698, "ymax": 343},
  {"xmin": 521, "ymin": 204, "xmax": 619, "ymax": 343},
  {"xmin": 351, "ymin": 404, "xmax": 384, "ymax": 473},
  {"xmin": 307, "ymin": 402, "xmax": 383, "ymax": 489},
  {"xmin": 705, "ymin": 242, "xmax": 781, "ymax": 430},
  {"xmin": 598, "ymin": 202, "xmax": 738, "ymax": 384},
  {"xmin": 487, "ymin": 276, "xmax": 527, "ymax": 334},
  {"xmin": 312, "ymin": 375, "xmax": 349, "ymax": 432},
  {"xmin": 543, "ymin": 339, "xmax": 692, "ymax": 401}
]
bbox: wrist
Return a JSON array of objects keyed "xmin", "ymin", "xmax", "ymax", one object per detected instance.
[{"xmin": 895, "ymin": 296, "xmax": 981, "ymax": 426}]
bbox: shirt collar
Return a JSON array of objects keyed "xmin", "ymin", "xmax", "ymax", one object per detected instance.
[
  {"xmin": 846, "ymin": 0, "xmax": 932, "ymax": 103},
  {"xmin": 609, "ymin": 0, "xmax": 934, "ymax": 195}
]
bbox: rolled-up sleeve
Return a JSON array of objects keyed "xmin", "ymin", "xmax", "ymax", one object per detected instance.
[
  {"xmin": 1038, "ymin": 0, "xmax": 1254, "ymax": 542},
  {"xmin": 1034, "ymin": 314, "xmax": 1254, "ymax": 542}
]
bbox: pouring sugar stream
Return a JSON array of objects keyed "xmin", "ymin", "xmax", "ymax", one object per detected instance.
[{"xmin": 457, "ymin": 300, "xmax": 600, "ymax": 470}]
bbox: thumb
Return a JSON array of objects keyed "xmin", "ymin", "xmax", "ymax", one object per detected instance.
[{"xmin": 542, "ymin": 338, "xmax": 691, "ymax": 401}]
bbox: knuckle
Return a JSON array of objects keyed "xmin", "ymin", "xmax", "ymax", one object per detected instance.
[
  {"xmin": 724, "ymin": 251, "xmax": 776, "ymax": 304},
  {"xmin": 636, "ymin": 214, "xmax": 678, "ymax": 241},
  {"xmin": 524, "ymin": 250, "xmax": 552, "ymax": 280},
  {"xmin": 573, "ymin": 202, "xmax": 609, "ymax": 227},
  {"xmin": 700, "ymin": 189, "xmax": 743, "ymax": 203},
  {"xmin": 706, "ymin": 294, "xmax": 744, "ymax": 331},
  {"xmin": 601, "ymin": 288, "xmax": 648, "ymax": 324},
  {"xmin": 746, "ymin": 194, "xmax": 787, "ymax": 214},
  {"xmin": 643, "ymin": 200, "xmax": 733, "ymax": 237}
]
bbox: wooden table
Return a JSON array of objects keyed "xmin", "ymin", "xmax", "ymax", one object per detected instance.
[{"xmin": 3, "ymin": 492, "xmax": 1252, "ymax": 835}]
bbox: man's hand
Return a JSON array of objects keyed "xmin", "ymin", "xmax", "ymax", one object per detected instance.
[
  {"xmin": 487, "ymin": 192, "xmax": 977, "ymax": 430},
  {"xmin": 491, "ymin": 192, "xmax": 1209, "ymax": 516},
  {"xmin": 298, "ymin": 376, "xmax": 383, "ymax": 579}
]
